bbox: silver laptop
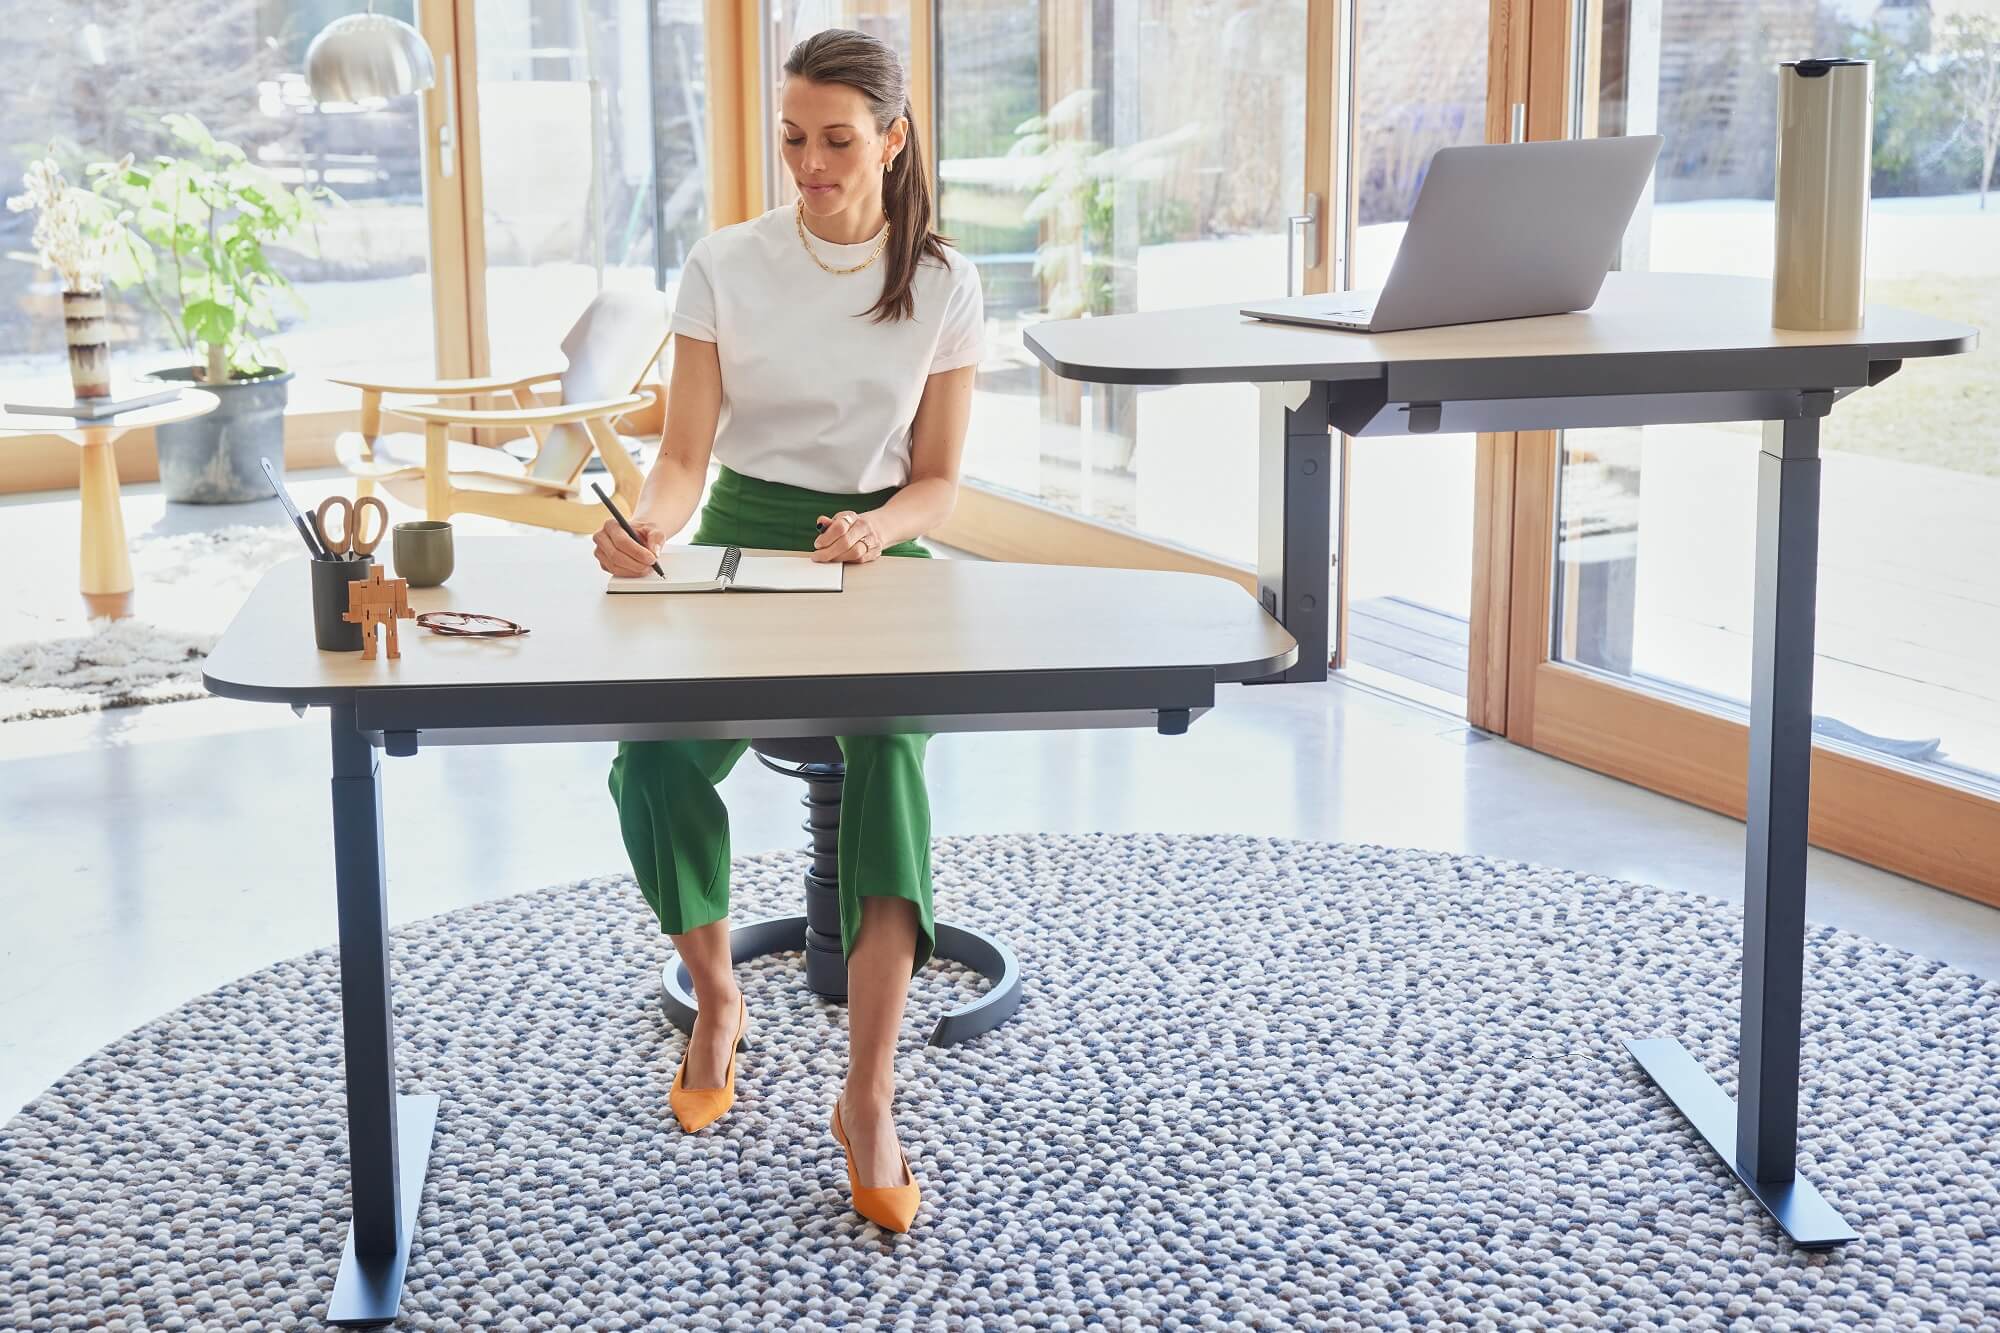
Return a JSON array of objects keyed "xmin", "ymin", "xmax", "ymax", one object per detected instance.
[{"xmin": 1241, "ymin": 135, "xmax": 1664, "ymax": 333}]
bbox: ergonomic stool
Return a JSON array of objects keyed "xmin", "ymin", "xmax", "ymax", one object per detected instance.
[{"xmin": 657, "ymin": 735, "xmax": 1024, "ymax": 1047}]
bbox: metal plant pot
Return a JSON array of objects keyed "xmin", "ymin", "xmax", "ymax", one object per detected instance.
[{"xmin": 145, "ymin": 364, "xmax": 295, "ymax": 503}]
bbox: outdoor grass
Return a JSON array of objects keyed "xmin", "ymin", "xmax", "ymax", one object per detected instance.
[{"xmin": 1826, "ymin": 274, "xmax": 2000, "ymax": 476}]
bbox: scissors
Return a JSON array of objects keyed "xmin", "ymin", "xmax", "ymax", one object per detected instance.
[{"xmin": 313, "ymin": 494, "xmax": 389, "ymax": 560}]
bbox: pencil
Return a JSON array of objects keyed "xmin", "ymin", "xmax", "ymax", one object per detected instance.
[{"xmin": 590, "ymin": 483, "xmax": 666, "ymax": 579}]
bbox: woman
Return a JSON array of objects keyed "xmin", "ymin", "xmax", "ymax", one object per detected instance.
[{"xmin": 592, "ymin": 27, "xmax": 983, "ymax": 1235}]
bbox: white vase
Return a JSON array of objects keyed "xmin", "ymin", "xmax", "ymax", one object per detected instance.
[{"xmin": 62, "ymin": 288, "xmax": 111, "ymax": 399}]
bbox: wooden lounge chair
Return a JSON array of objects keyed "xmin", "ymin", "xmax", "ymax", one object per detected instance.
[{"xmin": 332, "ymin": 288, "xmax": 670, "ymax": 534}]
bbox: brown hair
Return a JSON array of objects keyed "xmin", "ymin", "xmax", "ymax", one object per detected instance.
[{"xmin": 782, "ymin": 28, "xmax": 954, "ymax": 325}]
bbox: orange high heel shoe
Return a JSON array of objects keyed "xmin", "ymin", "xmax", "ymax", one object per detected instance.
[
  {"xmin": 830, "ymin": 1095, "xmax": 921, "ymax": 1232},
  {"xmin": 668, "ymin": 993, "xmax": 749, "ymax": 1133}
]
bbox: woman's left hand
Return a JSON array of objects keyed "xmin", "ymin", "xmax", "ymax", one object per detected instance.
[{"xmin": 812, "ymin": 510, "xmax": 884, "ymax": 563}]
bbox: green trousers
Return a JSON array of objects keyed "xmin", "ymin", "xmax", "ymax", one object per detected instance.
[{"xmin": 606, "ymin": 464, "xmax": 937, "ymax": 977}]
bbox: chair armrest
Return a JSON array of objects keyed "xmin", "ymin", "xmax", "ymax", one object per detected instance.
[
  {"xmin": 390, "ymin": 392, "xmax": 653, "ymax": 427},
  {"xmin": 495, "ymin": 472, "xmax": 587, "ymax": 496},
  {"xmin": 604, "ymin": 378, "xmax": 668, "ymax": 430},
  {"xmin": 326, "ymin": 369, "xmax": 564, "ymax": 397}
]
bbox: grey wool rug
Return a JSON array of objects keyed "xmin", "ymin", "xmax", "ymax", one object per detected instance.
[{"xmin": 2, "ymin": 833, "xmax": 1996, "ymax": 1330}]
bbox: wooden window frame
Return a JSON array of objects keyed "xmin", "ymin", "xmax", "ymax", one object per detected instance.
[{"xmin": 1502, "ymin": 0, "xmax": 2000, "ymax": 907}]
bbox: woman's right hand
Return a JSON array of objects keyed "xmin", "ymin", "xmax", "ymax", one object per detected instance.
[{"xmin": 593, "ymin": 516, "xmax": 666, "ymax": 576}]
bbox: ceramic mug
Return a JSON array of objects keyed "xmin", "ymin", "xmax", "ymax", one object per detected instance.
[{"xmin": 391, "ymin": 520, "xmax": 454, "ymax": 588}]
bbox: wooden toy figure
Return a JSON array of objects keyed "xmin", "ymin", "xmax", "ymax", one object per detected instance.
[{"xmin": 342, "ymin": 565, "xmax": 415, "ymax": 660}]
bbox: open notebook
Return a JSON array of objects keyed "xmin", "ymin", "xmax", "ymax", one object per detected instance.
[{"xmin": 605, "ymin": 544, "xmax": 844, "ymax": 594}]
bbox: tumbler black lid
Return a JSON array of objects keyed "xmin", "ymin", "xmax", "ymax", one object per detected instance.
[{"xmin": 1785, "ymin": 57, "xmax": 1868, "ymax": 77}]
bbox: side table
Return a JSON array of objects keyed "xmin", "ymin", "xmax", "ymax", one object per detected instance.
[{"xmin": 0, "ymin": 390, "xmax": 220, "ymax": 618}]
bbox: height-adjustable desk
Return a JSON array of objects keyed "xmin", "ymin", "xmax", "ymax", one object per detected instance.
[
  {"xmin": 202, "ymin": 539, "xmax": 1294, "ymax": 1325},
  {"xmin": 1025, "ymin": 271, "xmax": 1977, "ymax": 1248}
]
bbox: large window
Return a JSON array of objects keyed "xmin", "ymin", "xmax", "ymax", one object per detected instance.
[
  {"xmin": 1554, "ymin": 0, "xmax": 2000, "ymax": 792},
  {"xmin": 476, "ymin": 0, "xmax": 706, "ymax": 373},
  {"xmin": 0, "ymin": 1, "xmax": 434, "ymax": 413},
  {"xmin": 935, "ymin": 0, "xmax": 1311, "ymax": 564},
  {"xmin": 0, "ymin": 1, "xmax": 712, "ymax": 422},
  {"xmin": 1339, "ymin": 0, "xmax": 1490, "ymax": 705}
]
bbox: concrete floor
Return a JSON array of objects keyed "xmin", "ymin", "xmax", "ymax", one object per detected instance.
[{"xmin": 4, "ymin": 471, "xmax": 2000, "ymax": 1122}]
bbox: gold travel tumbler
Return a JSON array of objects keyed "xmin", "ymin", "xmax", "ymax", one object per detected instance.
[{"xmin": 1771, "ymin": 58, "xmax": 1872, "ymax": 331}]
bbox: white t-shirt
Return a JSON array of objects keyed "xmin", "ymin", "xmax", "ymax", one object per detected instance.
[{"xmin": 669, "ymin": 204, "xmax": 986, "ymax": 495}]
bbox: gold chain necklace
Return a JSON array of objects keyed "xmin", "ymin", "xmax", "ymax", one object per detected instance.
[{"xmin": 795, "ymin": 198, "xmax": 891, "ymax": 275}]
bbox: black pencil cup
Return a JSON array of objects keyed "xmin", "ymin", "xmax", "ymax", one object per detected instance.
[{"xmin": 311, "ymin": 555, "xmax": 374, "ymax": 651}]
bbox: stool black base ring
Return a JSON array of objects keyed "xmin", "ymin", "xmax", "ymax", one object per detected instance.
[{"xmin": 658, "ymin": 915, "xmax": 1023, "ymax": 1047}]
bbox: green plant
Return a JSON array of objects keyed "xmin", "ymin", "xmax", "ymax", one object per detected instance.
[
  {"xmin": 4, "ymin": 149, "xmax": 128, "ymax": 293},
  {"xmin": 1941, "ymin": 13, "xmax": 2000, "ymax": 208},
  {"xmin": 1009, "ymin": 89, "xmax": 1196, "ymax": 318},
  {"xmin": 1847, "ymin": 20, "xmax": 1979, "ymax": 198},
  {"xmin": 87, "ymin": 112, "xmax": 338, "ymax": 383},
  {"xmin": 1141, "ymin": 197, "xmax": 1195, "ymax": 247}
]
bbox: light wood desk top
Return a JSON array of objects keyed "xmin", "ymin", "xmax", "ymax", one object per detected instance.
[
  {"xmin": 202, "ymin": 537, "xmax": 1297, "ymax": 704},
  {"xmin": 1024, "ymin": 272, "xmax": 1977, "ymax": 386}
]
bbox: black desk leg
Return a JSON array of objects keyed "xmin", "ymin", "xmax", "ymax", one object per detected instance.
[
  {"xmin": 1625, "ymin": 406, "xmax": 1857, "ymax": 1248},
  {"xmin": 326, "ymin": 704, "xmax": 440, "ymax": 1325},
  {"xmin": 1252, "ymin": 380, "xmax": 1334, "ymax": 684}
]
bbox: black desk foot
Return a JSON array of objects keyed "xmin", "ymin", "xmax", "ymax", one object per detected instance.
[
  {"xmin": 327, "ymin": 1093, "xmax": 441, "ymax": 1327},
  {"xmin": 1625, "ymin": 1038, "xmax": 1856, "ymax": 1249}
]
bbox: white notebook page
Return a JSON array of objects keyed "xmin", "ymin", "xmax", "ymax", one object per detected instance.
[
  {"xmin": 605, "ymin": 545, "xmax": 728, "ymax": 592},
  {"xmin": 732, "ymin": 555, "xmax": 843, "ymax": 592},
  {"xmin": 605, "ymin": 546, "xmax": 843, "ymax": 593}
]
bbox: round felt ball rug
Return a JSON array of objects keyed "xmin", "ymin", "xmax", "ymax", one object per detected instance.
[{"xmin": 3, "ymin": 833, "xmax": 1997, "ymax": 1330}]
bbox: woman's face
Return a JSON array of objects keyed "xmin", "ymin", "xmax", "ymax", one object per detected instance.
[{"xmin": 780, "ymin": 76, "xmax": 904, "ymax": 217}]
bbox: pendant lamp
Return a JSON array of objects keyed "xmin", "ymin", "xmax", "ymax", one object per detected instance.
[{"xmin": 304, "ymin": 2, "xmax": 436, "ymax": 102}]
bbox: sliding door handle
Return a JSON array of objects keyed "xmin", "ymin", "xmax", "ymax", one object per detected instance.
[
  {"xmin": 436, "ymin": 52, "xmax": 458, "ymax": 178},
  {"xmin": 1286, "ymin": 191, "xmax": 1322, "ymax": 296}
]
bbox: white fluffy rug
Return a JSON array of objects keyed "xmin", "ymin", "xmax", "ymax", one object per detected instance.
[{"xmin": 0, "ymin": 525, "xmax": 308, "ymax": 722}]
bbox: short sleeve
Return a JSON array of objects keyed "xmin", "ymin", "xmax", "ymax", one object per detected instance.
[
  {"xmin": 669, "ymin": 236, "xmax": 718, "ymax": 342},
  {"xmin": 928, "ymin": 255, "xmax": 985, "ymax": 374}
]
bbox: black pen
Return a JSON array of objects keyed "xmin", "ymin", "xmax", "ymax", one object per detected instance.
[
  {"xmin": 260, "ymin": 457, "xmax": 329, "ymax": 560},
  {"xmin": 591, "ymin": 483, "xmax": 666, "ymax": 579}
]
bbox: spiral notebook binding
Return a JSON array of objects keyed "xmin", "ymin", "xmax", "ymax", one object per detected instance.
[{"xmin": 718, "ymin": 545, "xmax": 743, "ymax": 587}]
